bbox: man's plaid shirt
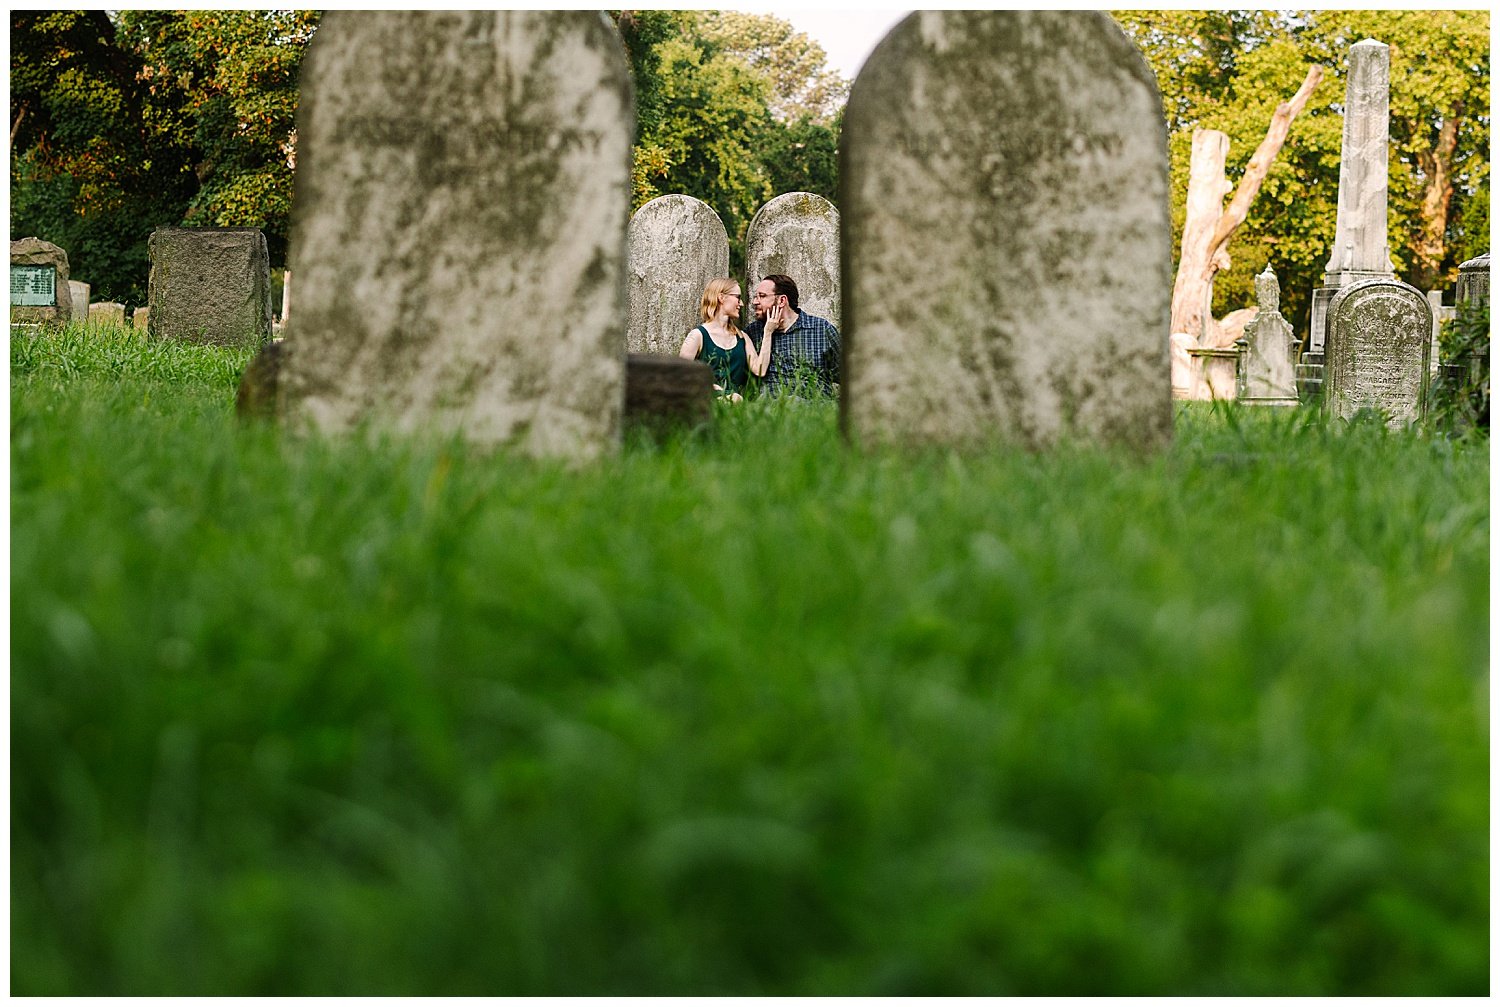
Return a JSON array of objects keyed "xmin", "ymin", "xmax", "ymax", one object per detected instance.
[{"xmin": 746, "ymin": 311, "xmax": 842, "ymax": 397}]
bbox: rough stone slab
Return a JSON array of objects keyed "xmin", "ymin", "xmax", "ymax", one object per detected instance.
[
  {"xmin": 279, "ymin": 11, "xmax": 633, "ymax": 458},
  {"xmin": 10, "ymin": 237, "xmax": 72, "ymax": 326},
  {"xmin": 841, "ymin": 11, "xmax": 1172, "ymax": 450},
  {"xmin": 744, "ymin": 192, "xmax": 841, "ymax": 329},
  {"xmin": 624, "ymin": 353, "xmax": 714, "ymax": 432},
  {"xmin": 1324, "ymin": 277, "xmax": 1431, "ymax": 425},
  {"xmin": 627, "ymin": 194, "xmax": 729, "ymax": 354},
  {"xmin": 148, "ymin": 227, "xmax": 272, "ymax": 346}
]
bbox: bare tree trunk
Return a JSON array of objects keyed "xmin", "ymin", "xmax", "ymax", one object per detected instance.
[
  {"xmin": 1168, "ymin": 66, "xmax": 1324, "ymax": 344},
  {"xmin": 1412, "ymin": 109, "xmax": 1461, "ymax": 291},
  {"xmin": 1170, "ymin": 129, "xmax": 1232, "ymax": 342},
  {"xmin": 11, "ymin": 104, "xmax": 26, "ymax": 148}
]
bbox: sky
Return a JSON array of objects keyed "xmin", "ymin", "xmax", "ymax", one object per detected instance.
[{"xmin": 742, "ymin": 7, "xmax": 913, "ymax": 81}]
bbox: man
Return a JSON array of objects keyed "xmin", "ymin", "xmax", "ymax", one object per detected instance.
[{"xmin": 745, "ymin": 274, "xmax": 841, "ymax": 397}]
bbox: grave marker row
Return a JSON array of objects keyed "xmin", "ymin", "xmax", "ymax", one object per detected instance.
[{"xmin": 272, "ymin": 12, "xmax": 1176, "ymax": 454}]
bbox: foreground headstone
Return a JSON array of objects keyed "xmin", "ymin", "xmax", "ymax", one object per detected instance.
[
  {"xmin": 10, "ymin": 237, "xmax": 72, "ymax": 328},
  {"xmin": 744, "ymin": 192, "xmax": 841, "ymax": 328},
  {"xmin": 237, "ymin": 342, "xmax": 289, "ymax": 422},
  {"xmin": 841, "ymin": 11, "xmax": 1172, "ymax": 449},
  {"xmin": 147, "ymin": 227, "xmax": 272, "ymax": 346},
  {"xmin": 88, "ymin": 302, "xmax": 127, "ymax": 328},
  {"xmin": 1237, "ymin": 266, "xmax": 1298, "ymax": 406},
  {"xmin": 627, "ymin": 195, "xmax": 729, "ymax": 354},
  {"xmin": 1324, "ymin": 277, "xmax": 1430, "ymax": 425},
  {"xmin": 279, "ymin": 11, "xmax": 632, "ymax": 457}
]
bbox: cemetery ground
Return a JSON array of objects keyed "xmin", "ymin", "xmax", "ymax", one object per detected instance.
[{"xmin": 10, "ymin": 323, "xmax": 1488, "ymax": 996}]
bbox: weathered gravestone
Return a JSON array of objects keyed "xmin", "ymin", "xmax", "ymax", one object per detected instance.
[
  {"xmin": 278, "ymin": 11, "xmax": 632, "ymax": 457},
  {"xmin": 69, "ymin": 281, "xmax": 90, "ymax": 322},
  {"xmin": 132, "ymin": 307, "xmax": 149, "ymax": 330},
  {"xmin": 1457, "ymin": 252, "xmax": 1490, "ymax": 307},
  {"xmin": 744, "ymin": 192, "xmax": 841, "ymax": 328},
  {"xmin": 11, "ymin": 237, "xmax": 72, "ymax": 328},
  {"xmin": 841, "ymin": 11, "xmax": 1172, "ymax": 449},
  {"xmin": 148, "ymin": 227, "xmax": 272, "ymax": 346},
  {"xmin": 88, "ymin": 302, "xmax": 127, "ymax": 328},
  {"xmin": 627, "ymin": 194, "xmax": 729, "ymax": 354},
  {"xmin": 1324, "ymin": 277, "xmax": 1430, "ymax": 425},
  {"xmin": 1237, "ymin": 265, "xmax": 1298, "ymax": 406}
]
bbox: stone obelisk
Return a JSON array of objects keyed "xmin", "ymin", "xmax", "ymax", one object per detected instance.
[{"xmin": 1301, "ymin": 39, "xmax": 1395, "ymax": 401}]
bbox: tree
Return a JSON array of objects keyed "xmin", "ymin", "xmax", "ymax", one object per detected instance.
[
  {"xmin": 693, "ymin": 12, "xmax": 848, "ymax": 124},
  {"xmin": 11, "ymin": 11, "xmax": 319, "ymax": 304},
  {"xmin": 1114, "ymin": 9, "xmax": 1490, "ymax": 334}
]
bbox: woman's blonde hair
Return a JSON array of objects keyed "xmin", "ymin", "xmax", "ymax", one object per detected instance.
[{"xmin": 699, "ymin": 277, "xmax": 742, "ymax": 336}]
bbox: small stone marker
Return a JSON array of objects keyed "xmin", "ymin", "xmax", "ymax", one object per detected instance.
[
  {"xmin": 1324, "ymin": 277, "xmax": 1431, "ymax": 425},
  {"xmin": 237, "ymin": 342, "xmax": 289, "ymax": 422},
  {"xmin": 279, "ymin": 11, "xmax": 632, "ymax": 457},
  {"xmin": 133, "ymin": 307, "xmax": 149, "ymax": 330},
  {"xmin": 88, "ymin": 302, "xmax": 127, "ymax": 328},
  {"xmin": 69, "ymin": 280, "xmax": 90, "ymax": 322},
  {"xmin": 623, "ymin": 354, "xmax": 714, "ymax": 433},
  {"xmin": 148, "ymin": 227, "xmax": 272, "ymax": 346},
  {"xmin": 10, "ymin": 237, "xmax": 72, "ymax": 327},
  {"xmin": 627, "ymin": 194, "xmax": 730, "ymax": 354},
  {"xmin": 841, "ymin": 11, "xmax": 1172, "ymax": 449},
  {"xmin": 744, "ymin": 192, "xmax": 841, "ymax": 328},
  {"xmin": 1238, "ymin": 266, "xmax": 1298, "ymax": 406}
]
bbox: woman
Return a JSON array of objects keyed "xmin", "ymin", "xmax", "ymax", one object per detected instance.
[{"xmin": 678, "ymin": 278, "xmax": 769, "ymax": 401}]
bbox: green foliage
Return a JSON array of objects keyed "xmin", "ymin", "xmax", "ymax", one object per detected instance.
[
  {"xmin": 10, "ymin": 11, "xmax": 319, "ymax": 303},
  {"xmin": 1114, "ymin": 10, "xmax": 1490, "ymax": 332},
  {"xmin": 1427, "ymin": 301, "xmax": 1491, "ymax": 436},
  {"xmin": 11, "ymin": 334, "xmax": 1489, "ymax": 995},
  {"xmin": 611, "ymin": 10, "xmax": 842, "ymax": 272}
]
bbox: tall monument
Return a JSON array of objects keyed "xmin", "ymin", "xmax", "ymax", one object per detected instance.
[{"xmin": 1302, "ymin": 39, "xmax": 1395, "ymax": 399}]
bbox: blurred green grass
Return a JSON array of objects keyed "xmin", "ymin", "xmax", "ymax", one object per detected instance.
[{"xmin": 10, "ymin": 324, "xmax": 1489, "ymax": 994}]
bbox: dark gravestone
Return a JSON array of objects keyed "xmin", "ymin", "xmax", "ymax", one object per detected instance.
[
  {"xmin": 841, "ymin": 11, "xmax": 1172, "ymax": 450},
  {"xmin": 148, "ymin": 227, "xmax": 272, "ymax": 346},
  {"xmin": 237, "ymin": 341, "xmax": 289, "ymax": 422},
  {"xmin": 624, "ymin": 354, "xmax": 714, "ymax": 433}
]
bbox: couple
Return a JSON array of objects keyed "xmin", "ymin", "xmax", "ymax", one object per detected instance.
[{"xmin": 677, "ymin": 274, "xmax": 841, "ymax": 402}]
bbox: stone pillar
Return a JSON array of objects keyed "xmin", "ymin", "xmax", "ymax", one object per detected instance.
[
  {"xmin": 1304, "ymin": 39, "xmax": 1395, "ymax": 401},
  {"xmin": 10, "ymin": 237, "xmax": 73, "ymax": 328}
]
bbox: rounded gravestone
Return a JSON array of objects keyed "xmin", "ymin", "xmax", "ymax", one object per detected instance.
[
  {"xmin": 841, "ymin": 11, "xmax": 1172, "ymax": 450},
  {"xmin": 744, "ymin": 192, "xmax": 840, "ymax": 329},
  {"xmin": 279, "ymin": 11, "xmax": 633, "ymax": 458},
  {"xmin": 1324, "ymin": 277, "xmax": 1431, "ymax": 426},
  {"xmin": 627, "ymin": 195, "xmax": 730, "ymax": 355},
  {"xmin": 1457, "ymin": 252, "xmax": 1490, "ymax": 307}
]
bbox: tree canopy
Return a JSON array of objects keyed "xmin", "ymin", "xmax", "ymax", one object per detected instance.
[{"xmin": 1115, "ymin": 9, "xmax": 1490, "ymax": 331}]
